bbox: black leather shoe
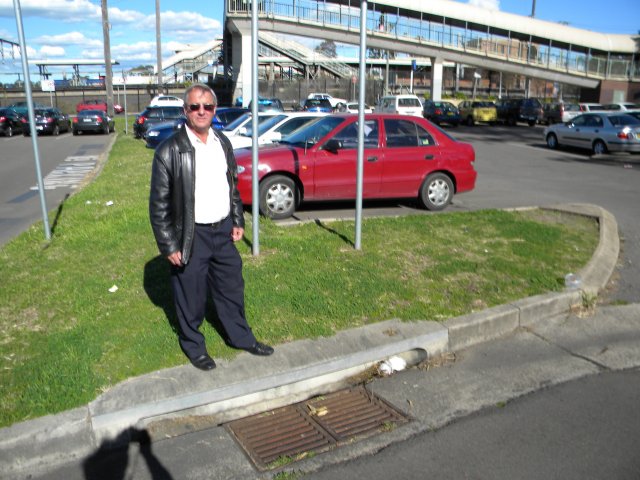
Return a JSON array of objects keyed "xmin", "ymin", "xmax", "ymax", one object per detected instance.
[
  {"xmin": 244, "ymin": 341, "xmax": 274, "ymax": 356},
  {"xmin": 190, "ymin": 354, "xmax": 216, "ymax": 371}
]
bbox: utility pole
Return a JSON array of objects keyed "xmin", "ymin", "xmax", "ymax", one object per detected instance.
[
  {"xmin": 530, "ymin": 0, "xmax": 536, "ymax": 17},
  {"xmin": 156, "ymin": 0, "xmax": 163, "ymax": 91},
  {"xmin": 101, "ymin": 0, "xmax": 114, "ymax": 117}
]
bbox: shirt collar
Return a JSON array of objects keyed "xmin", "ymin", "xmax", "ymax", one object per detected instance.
[{"xmin": 185, "ymin": 125, "xmax": 217, "ymax": 146}]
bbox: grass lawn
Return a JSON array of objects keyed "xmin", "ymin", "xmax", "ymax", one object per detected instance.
[{"xmin": 0, "ymin": 118, "xmax": 598, "ymax": 428}]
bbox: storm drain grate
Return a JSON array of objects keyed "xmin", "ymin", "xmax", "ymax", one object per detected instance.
[{"xmin": 225, "ymin": 386, "xmax": 409, "ymax": 470}]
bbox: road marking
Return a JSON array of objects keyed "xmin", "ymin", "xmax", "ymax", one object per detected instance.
[{"xmin": 30, "ymin": 155, "xmax": 98, "ymax": 191}]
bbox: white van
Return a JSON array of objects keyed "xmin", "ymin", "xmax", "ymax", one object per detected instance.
[{"xmin": 376, "ymin": 94, "xmax": 423, "ymax": 117}]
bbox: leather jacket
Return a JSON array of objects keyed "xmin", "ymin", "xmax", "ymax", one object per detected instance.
[{"xmin": 149, "ymin": 125, "xmax": 245, "ymax": 265}]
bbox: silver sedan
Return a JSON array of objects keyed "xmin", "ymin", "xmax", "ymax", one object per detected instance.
[{"xmin": 543, "ymin": 112, "xmax": 640, "ymax": 155}]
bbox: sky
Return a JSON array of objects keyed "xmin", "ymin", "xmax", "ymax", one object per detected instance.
[{"xmin": 0, "ymin": 0, "xmax": 637, "ymax": 84}]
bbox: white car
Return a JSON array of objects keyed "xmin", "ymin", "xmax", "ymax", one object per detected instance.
[
  {"xmin": 220, "ymin": 112, "xmax": 280, "ymax": 138},
  {"xmin": 149, "ymin": 95, "xmax": 184, "ymax": 107},
  {"xmin": 307, "ymin": 93, "xmax": 346, "ymax": 109},
  {"xmin": 343, "ymin": 102, "xmax": 374, "ymax": 113},
  {"xmin": 228, "ymin": 112, "xmax": 327, "ymax": 150}
]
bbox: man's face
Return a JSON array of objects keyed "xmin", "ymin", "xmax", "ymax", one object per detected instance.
[{"xmin": 184, "ymin": 89, "xmax": 216, "ymax": 134}]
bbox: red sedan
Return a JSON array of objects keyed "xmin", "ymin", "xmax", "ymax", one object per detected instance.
[{"xmin": 234, "ymin": 113, "xmax": 477, "ymax": 219}]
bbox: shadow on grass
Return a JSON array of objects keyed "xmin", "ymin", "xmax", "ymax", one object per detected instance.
[
  {"xmin": 82, "ymin": 428, "xmax": 173, "ymax": 480},
  {"xmin": 314, "ymin": 218, "xmax": 354, "ymax": 247},
  {"xmin": 143, "ymin": 255, "xmax": 231, "ymax": 348}
]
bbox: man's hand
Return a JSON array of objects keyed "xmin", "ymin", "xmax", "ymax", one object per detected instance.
[
  {"xmin": 167, "ymin": 251, "xmax": 183, "ymax": 266},
  {"xmin": 231, "ymin": 227, "xmax": 244, "ymax": 242}
]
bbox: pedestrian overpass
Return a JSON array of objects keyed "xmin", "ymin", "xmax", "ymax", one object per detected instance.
[{"xmin": 224, "ymin": 0, "xmax": 639, "ymax": 103}]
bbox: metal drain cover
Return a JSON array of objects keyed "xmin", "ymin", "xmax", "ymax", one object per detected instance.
[{"xmin": 226, "ymin": 386, "xmax": 408, "ymax": 470}]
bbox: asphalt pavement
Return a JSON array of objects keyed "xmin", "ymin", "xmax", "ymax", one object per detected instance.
[{"xmin": 1, "ymin": 202, "xmax": 636, "ymax": 480}]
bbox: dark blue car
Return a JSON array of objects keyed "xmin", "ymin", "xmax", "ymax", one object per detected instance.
[
  {"xmin": 212, "ymin": 107, "xmax": 249, "ymax": 130},
  {"xmin": 302, "ymin": 98, "xmax": 333, "ymax": 113},
  {"xmin": 145, "ymin": 117, "xmax": 186, "ymax": 148},
  {"xmin": 423, "ymin": 100, "xmax": 461, "ymax": 127}
]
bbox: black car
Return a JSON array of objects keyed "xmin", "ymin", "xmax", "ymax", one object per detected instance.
[
  {"xmin": 0, "ymin": 108, "xmax": 24, "ymax": 137},
  {"xmin": 22, "ymin": 108, "xmax": 71, "ymax": 136},
  {"xmin": 133, "ymin": 106, "xmax": 185, "ymax": 139},
  {"xmin": 72, "ymin": 110, "xmax": 115, "ymax": 135},
  {"xmin": 422, "ymin": 100, "xmax": 461, "ymax": 126},
  {"xmin": 495, "ymin": 98, "xmax": 544, "ymax": 126}
]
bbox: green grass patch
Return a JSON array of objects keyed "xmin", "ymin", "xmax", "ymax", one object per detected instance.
[{"xmin": 0, "ymin": 118, "xmax": 598, "ymax": 427}]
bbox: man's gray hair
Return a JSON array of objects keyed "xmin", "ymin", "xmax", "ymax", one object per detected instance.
[{"xmin": 183, "ymin": 83, "xmax": 217, "ymax": 106}]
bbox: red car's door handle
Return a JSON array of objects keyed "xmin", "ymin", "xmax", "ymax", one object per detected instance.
[
  {"xmin": 367, "ymin": 156, "xmax": 378, "ymax": 162},
  {"xmin": 424, "ymin": 154, "xmax": 434, "ymax": 160}
]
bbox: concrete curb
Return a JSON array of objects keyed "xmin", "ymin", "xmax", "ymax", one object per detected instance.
[{"xmin": 0, "ymin": 203, "xmax": 619, "ymax": 478}]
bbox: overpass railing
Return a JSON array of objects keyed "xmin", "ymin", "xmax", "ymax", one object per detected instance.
[{"xmin": 227, "ymin": 0, "xmax": 639, "ymax": 82}]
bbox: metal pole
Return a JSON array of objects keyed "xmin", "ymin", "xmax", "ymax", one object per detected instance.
[
  {"xmin": 101, "ymin": 0, "xmax": 114, "ymax": 117},
  {"xmin": 355, "ymin": 0, "xmax": 367, "ymax": 251},
  {"xmin": 251, "ymin": 0, "xmax": 260, "ymax": 255},
  {"xmin": 13, "ymin": 0, "xmax": 51, "ymax": 240},
  {"xmin": 155, "ymin": 0, "xmax": 163, "ymax": 91},
  {"xmin": 122, "ymin": 70, "xmax": 128, "ymax": 135}
]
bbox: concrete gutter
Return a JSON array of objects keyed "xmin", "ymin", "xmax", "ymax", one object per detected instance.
[{"xmin": 0, "ymin": 203, "xmax": 619, "ymax": 478}]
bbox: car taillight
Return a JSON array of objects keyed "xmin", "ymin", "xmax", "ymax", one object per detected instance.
[
  {"xmin": 96, "ymin": 117, "xmax": 103, "ymax": 123},
  {"xmin": 617, "ymin": 128, "xmax": 633, "ymax": 140},
  {"xmin": 435, "ymin": 108, "xmax": 443, "ymax": 115},
  {"xmin": 46, "ymin": 118, "xmax": 54, "ymax": 123},
  {"xmin": 0, "ymin": 116, "xmax": 5, "ymax": 122},
  {"xmin": 136, "ymin": 116, "xmax": 146, "ymax": 124},
  {"xmin": 73, "ymin": 117, "xmax": 79, "ymax": 123},
  {"xmin": 21, "ymin": 117, "xmax": 27, "ymax": 123}
]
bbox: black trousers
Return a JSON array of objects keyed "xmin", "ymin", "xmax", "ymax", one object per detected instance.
[{"xmin": 170, "ymin": 217, "xmax": 256, "ymax": 360}]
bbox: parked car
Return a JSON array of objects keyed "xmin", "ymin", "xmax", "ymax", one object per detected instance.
[
  {"xmin": 249, "ymin": 97, "xmax": 285, "ymax": 113},
  {"xmin": 133, "ymin": 106, "xmax": 185, "ymax": 139},
  {"xmin": 8, "ymin": 101, "xmax": 48, "ymax": 116},
  {"xmin": 149, "ymin": 95, "xmax": 184, "ymax": 107},
  {"xmin": 22, "ymin": 108, "xmax": 71, "ymax": 136},
  {"xmin": 342, "ymin": 102, "xmax": 374, "ymax": 113},
  {"xmin": 495, "ymin": 98, "xmax": 543, "ymax": 126},
  {"xmin": 220, "ymin": 112, "xmax": 280, "ymax": 138},
  {"xmin": 72, "ymin": 110, "xmax": 115, "ymax": 135},
  {"xmin": 544, "ymin": 112, "xmax": 640, "ymax": 155},
  {"xmin": 601, "ymin": 102, "xmax": 640, "ymax": 112},
  {"xmin": 212, "ymin": 107, "xmax": 249, "ymax": 130},
  {"xmin": 376, "ymin": 94, "xmax": 423, "ymax": 117},
  {"xmin": 302, "ymin": 98, "xmax": 333, "ymax": 113},
  {"xmin": 0, "ymin": 107, "xmax": 24, "ymax": 137},
  {"xmin": 578, "ymin": 103, "xmax": 606, "ymax": 112},
  {"xmin": 233, "ymin": 113, "xmax": 477, "ymax": 219},
  {"xmin": 145, "ymin": 118, "xmax": 187, "ymax": 149},
  {"xmin": 76, "ymin": 99, "xmax": 107, "ymax": 113},
  {"xmin": 422, "ymin": 100, "xmax": 461, "ymax": 127},
  {"xmin": 228, "ymin": 112, "xmax": 326, "ymax": 150},
  {"xmin": 307, "ymin": 93, "xmax": 347, "ymax": 109},
  {"xmin": 542, "ymin": 102, "xmax": 581, "ymax": 124},
  {"xmin": 76, "ymin": 99, "xmax": 122, "ymax": 114},
  {"xmin": 458, "ymin": 100, "xmax": 497, "ymax": 126}
]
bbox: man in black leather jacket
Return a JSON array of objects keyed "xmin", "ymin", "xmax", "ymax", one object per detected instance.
[{"xmin": 149, "ymin": 84, "xmax": 273, "ymax": 370}]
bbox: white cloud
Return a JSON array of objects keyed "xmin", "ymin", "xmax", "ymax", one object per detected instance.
[
  {"xmin": 0, "ymin": 0, "xmax": 101, "ymax": 21},
  {"xmin": 39, "ymin": 45, "xmax": 65, "ymax": 57},
  {"xmin": 467, "ymin": 0, "xmax": 500, "ymax": 10},
  {"xmin": 35, "ymin": 32, "xmax": 102, "ymax": 48}
]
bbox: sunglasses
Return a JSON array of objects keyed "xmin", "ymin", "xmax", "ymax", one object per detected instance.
[{"xmin": 187, "ymin": 103, "xmax": 215, "ymax": 112}]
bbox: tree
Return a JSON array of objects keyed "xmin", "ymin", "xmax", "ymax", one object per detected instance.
[{"xmin": 315, "ymin": 40, "xmax": 337, "ymax": 58}]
